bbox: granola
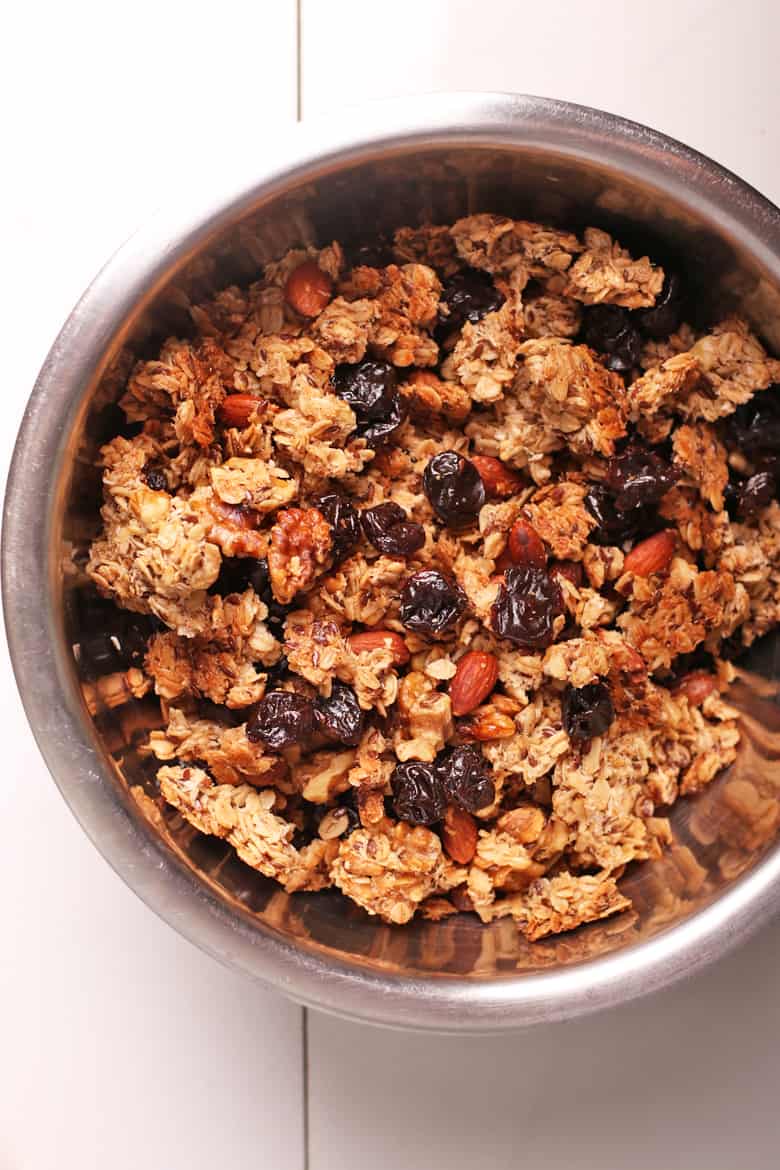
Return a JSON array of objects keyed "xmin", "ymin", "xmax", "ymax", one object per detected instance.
[{"xmin": 81, "ymin": 212, "xmax": 780, "ymax": 942}]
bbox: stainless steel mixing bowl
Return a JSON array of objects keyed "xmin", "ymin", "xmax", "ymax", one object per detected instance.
[{"xmin": 5, "ymin": 93, "xmax": 780, "ymax": 1031}]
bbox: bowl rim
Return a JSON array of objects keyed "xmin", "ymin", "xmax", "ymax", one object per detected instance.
[{"xmin": 5, "ymin": 91, "xmax": 780, "ymax": 1031}]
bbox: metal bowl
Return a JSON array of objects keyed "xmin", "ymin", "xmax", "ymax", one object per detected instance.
[{"xmin": 5, "ymin": 93, "xmax": 780, "ymax": 1031}]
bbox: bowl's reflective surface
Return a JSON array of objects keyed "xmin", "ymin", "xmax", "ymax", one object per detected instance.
[{"xmin": 5, "ymin": 94, "xmax": 780, "ymax": 1028}]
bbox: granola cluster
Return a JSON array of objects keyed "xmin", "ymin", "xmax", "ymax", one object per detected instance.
[{"xmin": 81, "ymin": 212, "xmax": 780, "ymax": 941}]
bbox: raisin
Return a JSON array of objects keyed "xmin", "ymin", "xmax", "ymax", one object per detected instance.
[
  {"xmin": 491, "ymin": 566, "xmax": 563, "ymax": 650},
  {"xmin": 313, "ymin": 680, "xmax": 365, "ymax": 746},
  {"xmin": 141, "ymin": 461, "xmax": 168, "ymax": 492},
  {"xmin": 347, "ymin": 238, "xmax": 394, "ymax": 268},
  {"xmin": 726, "ymin": 387, "xmax": 780, "ymax": 456},
  {"xmin": 582, "ymin": 305, "xmax": 641, "ymax": 372},
  {"xmin": 437, "ymin": 269, "xmax": 504, "ymax": 335},
  {"xmin": 399, "ymin": 570, "xmax": 468, "ymax": 637},
  {"xmin": 422, "ymin": 450, "xmax": 486, "ymax": 526},
  {"xmin": 562, "ymin": 682, "xmax": 615, "ymax": 742},
  {"xmin": 209, "ymin": 556, "xmax": 290, "ymax": 630},
  {"xmin": 77, "ymin": 611, "xmax": 155, "ymax": 679},
  {"xmin": 391, "ymin": 760, "xmax": 446, "ymax": 825},
  {"xmin": 246, "ymin": 691, "xmax": 315, "ymax": 750},
  {"xmin": 360, "ymin": 502, "xmax": 425, "ymax": 557},
  {"xmin": 584, "ymin": 484, "xmax": 654, "ymax": 545},
  {"xmin": 334, "ymin": 360, "xmax": 404, "ymax": 448},
  {"xmin": 438, "ymin": 744, "xmax": 495, "ymax": 814},
  {"xmin": 737, "ymin": 471, "xmax": 776, "ymax": 519},
  {"xmin": 263, "ymin": 654, "xmax": 289, "ymax": 688},
  {"xmin": 316, "ymin": 492, "xmax": 360, "ymax": 561},
  {"xmin": 606, "ymin": 443, "xmax": 680, "ymax": 512},
  {"xmin": 635, "ymin": 272, "xmax": 685, "ymax": 339}
]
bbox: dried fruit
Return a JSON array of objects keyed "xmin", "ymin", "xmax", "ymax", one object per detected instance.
[
  {"xmin": 441, "ymin": 806, "xmax": 478, "ymax": 864},
  {"xmin": 458, "ymin": 707, "xmax": 517, "ymax": 741},
  {"xmin": 399, "ymin": 570, "xmax": 468, "ymax": 637},
  {"xmin": 562, "ymin": 682, "xmax": 615, "ymax": 742},
  {"xmin": 347, "ymin": 629, "xmax": 410, "ymax": 665},
  {"xmin": 334, "ymin": 359, "xmax": 404, "ymax": 448},
  {"xmin": 79, "ymin": 613, "xmax": 152, "ymax": 680},
  {"xmin": 507, "ymin": 518, "xmax": 547, "ymax": 568},
  {"xmin": 314, "ymin": 680, "xmax": 365, "ymax": 746},
  {"xmin": 449, "ymin": 651, "xmax": 499, "ymax": 716},
  {"xmin": 672, "ymin": 671, "xmax": 718, "ymax": 706},
  {"xmin": 725, "ymin": 385, "xmax": 780, "ymax": 455},
  {"xmin": 470, "ymin": 455, "xmax": 525, "ymax": 499},
  {"xmin": 141, "ymin": 461, "xmax": 167, "ymax": 492},
  {"xmin": 437, "ymin": 269, "xmax": 504, "ymax": 335},
  {"xmin": 491, "ymin": 566, "xmax": 563, "ymax": 649},
  {"xmin": 584, "ymin": 483, "xmax": 652, "ymax": 546},
  {"xmin": 218, "ymin": 394, "xmax": 260, "ymax": 428},
  {"xmin": 737, "ymin": 471, "xmax": 776, "ymax": 519},
  {"xmin": 623, "ymin": 529, "xmax": 676, "ymax": 576},
  {"xmin": 315, "ymin": 492, "xmax": 361, "ymax": 561},
  {"xmin": 439, "ymin": 744, "xmax": 496, "ymax": 813},
  {"xmin": 267, "ymin": 507, "xmax": 332, "ymax": 604},
  {"xmin": 246, "ymin": 691, "xmax": 316, "ymax": 750},
  {"xmin": 582, "ymin": 305, "xmax": 641, "ymax": 372},
  {"xmin": 422, "ymin": 450, "xmax": 486, "ymax": 526},
  {"xmin": 606, "ymin": 443, "xmax": 680, "ymax": 512},
  {"xmin": 635, "ymin": 272, "xmax": 685, "ymax": 338},
  {"xmin": 283, "ymin": 259, "xmax": 333, "ymax": 317},
  {"xmin": 391, "ymin": 760, "xmax": 446, "ymax": 825},
  {"xmin": 360, "ymin": 502, "xmax": 426, "ymax": 557}
]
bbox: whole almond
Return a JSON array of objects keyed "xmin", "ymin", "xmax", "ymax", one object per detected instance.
[
  {"xmin": 284, "ymin": 260, "xmax": 333, "ymax": 317},
  {"xmin": 442, "ymin": 806, "xmax": 478, "ymax": 864},
  {"xmin": 471, "ymin": 455, "xmax": 524, "ymax": 499},
  {"xmin": 218, "ymin": 393, "xmax": 260, "ymax": 428},
  {"xmin": 672, "ymin": 671, "xmax": 718, "ymax": 706},
  {"xmin": 449, "ymin": 651, "xmax": 499, "ymax": 716},
  {"xmin": 623, "ymin": 530, "xmax": 676, "ymax": 577},
  {"xmin": 348, "ymin": 629, "xmax": 410, "ymax": 666},
  {"xmin": 508, "ymin": 518, "xmax": 547, "ymax": 568},
  {"xmin": 459, "ymin": 705, "xmax": 516, "ymax": 741}
]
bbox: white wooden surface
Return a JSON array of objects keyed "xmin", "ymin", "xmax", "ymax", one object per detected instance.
[{"xmin": 2, "ymin": 2, "xmax": 779, "ymax": 1166}]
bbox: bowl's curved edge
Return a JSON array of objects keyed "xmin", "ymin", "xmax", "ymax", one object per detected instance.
[{"xmin": 4, "ymin": 91, "xmax": 780, "ymax": 1031}]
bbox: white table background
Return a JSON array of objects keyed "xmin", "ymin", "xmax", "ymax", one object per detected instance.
[{"xmin": 2, "ymin": 2, "xmax": 778, "ymax": 1166}]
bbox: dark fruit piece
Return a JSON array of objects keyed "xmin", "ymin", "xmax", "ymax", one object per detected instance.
[
  {"xmin": 246, "ymin": 691, "xmax": 315, "ymax": 750},
  {"xmin": 334, "ymin": 360, "xmax": 404, "ymax": 448},
  {"xmin": 491, "ymin": 566, "xmax": 563, "ymax": 650},
  {"xmin": 635, "ymin": 272, "xmax": 685, "ymax": 339},
  {"xmin": 141, "ymin": 461, "xmax": 167, "ymax": 492},
  {"xmin": 606, "ymin": 443, "xmax": 680, "ymax": 512},
  {"xmin": 360, "ymin": 502, "xmax": 425, "ymax": 557},
  {"xmin": 438, "ymin": 744, "xmax": 496, "ymax": 814},
  {"xmin": 391, "ymin": 760, "xmax": 446, "ymax": 826},
  {"xmin": 584, "ymin": 484, "xmax": 655, "ymax": 546},
  {"xmin": 196, "ymin": 699, "xmax": 244, "ymax": 727},
  {"xmin": 347, "ymin": 238, "xmax": 394, "ymax": 268},
  {"xmin": 262, "ymin": 654, "xmax": 289, "ymax": 688},
  {"xmin": 582, "ymin": 305, "xmax": 641, "ymax": 372},
  {"xmin": 316, "ymin": 493, "xmax": 360, "ymax": 560},
  {"xmin": 77, "ymin": 610, "xmax": 156, "ymax": 679},
  {"xmin": 422, "ymin": 450, "xmax": 486, "ymax": 526},
  {"xmin": 737, "ymin": 471, "xmax": 776, "ymax": 520},
  {"xmin": 399, "ymin": 570, "xmax": 468, "ymax": 637},
  {"xmin": 209, "ymin": 556, "xmax": 290, "ymax": 629},
  {"xmin": 314, "ymin": 680, "xmax": 365, "ymax": 746},
  {"xmin": 562, "ymin": 682, "xmax": 615, "ymax": 742},
  {"xmin": 437, "ymin": 269, "xmax": 504, "ymax": 335},
  {"xmin": 726, "ymin": 387, "xmax": 780, "ymax": 456}
]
